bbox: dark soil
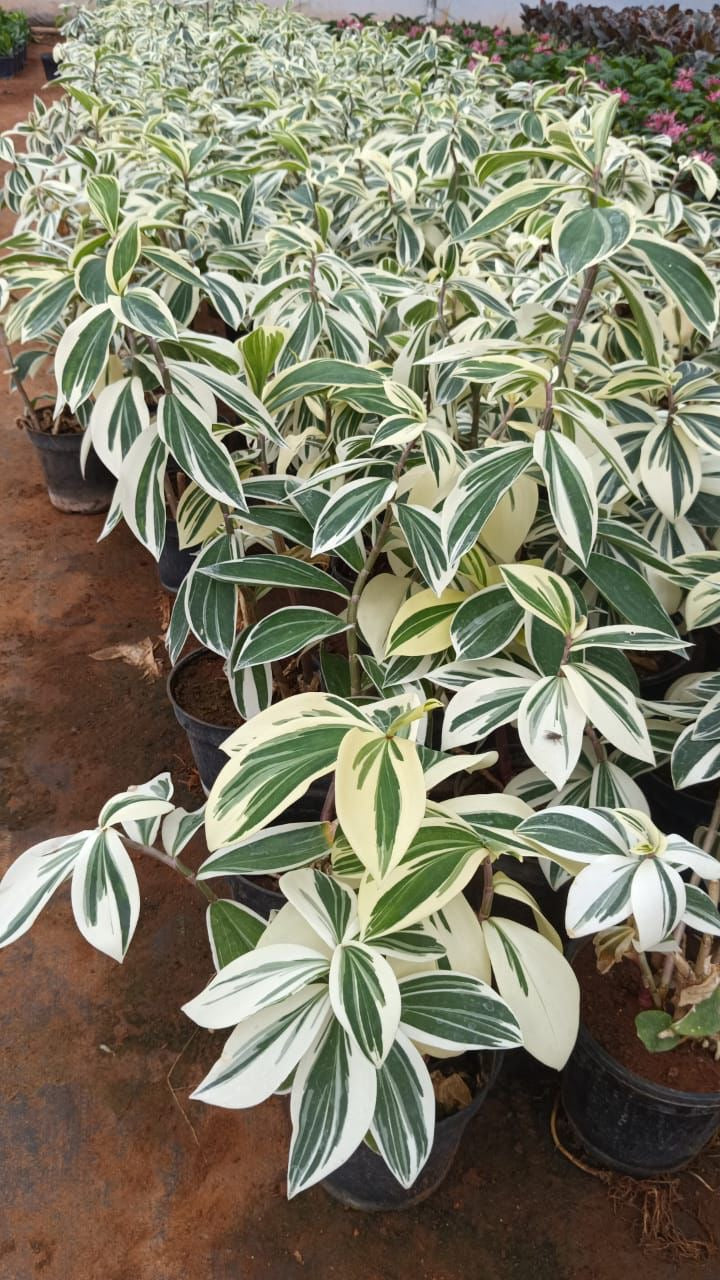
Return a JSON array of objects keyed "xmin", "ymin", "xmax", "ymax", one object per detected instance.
[
  {"xmin": 1, "ymin": 43, "xmax": 720, "ymax": 1280},
  {"xmin": 576, "ymin": 945, "xmax": 720, "ymax": 1094},
  {"xmin": 173, "ymin": 648, "xmax": 240, "ymax": 727},
  {"xmin": 20, "ymin": 405, "xmax": 82, "ymax": 435}
]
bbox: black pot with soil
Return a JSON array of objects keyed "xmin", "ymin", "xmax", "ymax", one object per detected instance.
[
  {"xmin": 322, "ymin": 1052, "xmax": 503, "ymax": 1211},
  {"xmin": 640, "ymin": 767, "xmax": 713, "ymax": 841},
  {"xmin": 26, "ymin": 427, "xmax": 115, "ymax": 514},
  {"xmin": 41, "ymin": 52, "xmax": 59, "ymax": 80},
  {"xmin": 167, "ymin": 648, "xmax": 238, "ymax": 794},
  {"xmin": 562, "ymin": 942, "xmax": 720, "ymax": 1176},
  {"xmin": 158, "ymin": 518, "xmax": 195, "ymax": 594},
  {"xmin": 0, "ymin": 53, "xmax": 15, "ymax": 78}
]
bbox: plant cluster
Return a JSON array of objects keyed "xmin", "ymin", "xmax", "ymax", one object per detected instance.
[
  {"xmin": 0, "ymin": 9, "xmax": 29, "ymax": 59},
  {"xmin": 339, "ymin": 15, "xmax": 720, "ymax": 166},
  {"xmin": 522, "ymin": 2, "xmax": 720, "ymax": 55},
  {"xmin": 2, "ymin": 0, "xmax": 720, "ymax": 1196}
]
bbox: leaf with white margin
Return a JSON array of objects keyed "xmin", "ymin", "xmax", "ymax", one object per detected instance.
[
  {"xmin": 662, "ymin": 835, "xmax": 720, "ymax": 879},
  {"xmin": 482, "ymin": 918, "xmax": 580, "ymax": 1069},
  {"xmin": 565, "ymin": 855, "xmax": 637, "ymax": 936},
  {"xmin": 191, "ymin": 986, "xmax": 331, "ymax": 1110},
  {"xmin": 312, "ymin": 478, "xmax": 397, "ymax": 555},
  {"xmin": 564, "ymin": 663, "xmax": 654, "ymax": 763},
  {"xmin": 199, "ymin": 823, "xmax": 331, "ymax": 880},
  {"xmin": 492, "ymin": 872, "xmax": 563, "ymax": 951},
  {"xmin": 280, "ymin": 869, "xmax": 358, "ymax": 949},
  {"xmin": 518, "ymin": 805, "xmax": 627, "ymax": 865},
  {"xmin": 54, "ymin": 303, "xmax": 116, "ymax": 412},
  {"xmin": 394, "ymin": 503, "xmax": 454, "ymax": 596},
  {"xmin": 399, "ymin": 970, "xmax": 522, "ymax": 1051},
  {"xmin": 672, "ymin": 722, "xmax": 720, "ymax": 789},
  {"xmin": 683, "ymin": 884, "xmax": 720, "ymax": 936},
  {"xmin": 288, "ymin": 1017, "xmax": 377, "ymax": 1196},
  {"xmin": 437, "ymin": 792, "xmax": 534, "ymax": 859},
  {"xmin": 442, "ymin": 675, "xmax": 537, "ymax": 751},
  {"xmin": 0, "ymin": 832, "xmax": 90, "ymax": 948},
  {"xmin": 426, "ymin": 893, "xmax": 492, "ymax": 982},
  {"xmin": 181, "ymin": 944, "xmax": 330, "ymax": 1029},
  {"xmin": 206, "ymin": 899, "xmax": 266, "ymax": 970},
  {"xmin": 329, "ymin": 940, "xmax": 401, "ymax": 1064},
  {"xmin": 335, "ymin": 727, "xmax": 425, "ymax": 880},
  {"xmin": 116, "ymin": 423, "xmax": 167, "ymax": 559},
  {"xmin": 441, "ymin": 443, "xmax": 533, "ymax": 567},
  {"xmin": 422, "ymin": 750, "xmax": 498, "ymax": 793},
  {"xmin": 357, "ymin": 573, "xmax": 410, "ymax": 661},
  {"xmin": 98, "ymin": 779, "xmax": 175, "ymax": 830},
  {"xmin": 386, "ymin": 587, "xmax": 466, "ymax": 658},
  {"xmin": 533, "ymin": 430, "xmax": 598, "ymax": 565},
  {"xmin": 119, "ymin": 772, "xmax": 175, "ymax": 846},
  {"xmin": 631, "ymin": 857, "xmax": 686, "ymax": 951},
  {"xmin": 70, "ymin": 828, "xmax": 140, "ymax": 962},
  {"xmin": 161, "ymin": 804, "xmax": 206, "ymax": 858},
  {"xmin": 370, "ymin": 1032, "xmax": 435, "ymax": 1189},
  {"xmin": 518, "ymin": 674, "xmax": 585, "ymax": 791},
  {"xmin": 89, "ymin": 375, "xmax": 149, "ymax": 475},
  {"xmin": 501, "ymin": 564, "xmax": 577, "ymax": 635},
  {"xmin": 361, "ymin": 840, "xmax": 485, "ymax": 938}
]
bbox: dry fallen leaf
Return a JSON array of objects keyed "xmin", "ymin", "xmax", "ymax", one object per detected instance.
[
  {"xmin": 677, "ymin": 969, "xmax": 720, "ymax": 1008},
  {"xmin": 431, "ymin": 1070, "xmax": 472, "ymax": 1116},
  {"xmin": 90, "ymin": 638, "xmax": 161, "ymax": 680}
]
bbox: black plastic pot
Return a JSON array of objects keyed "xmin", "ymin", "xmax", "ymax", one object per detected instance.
[
  {"xmin": 26, "ymin": 428, "xmax": 115, "ymax": 514},
  {"xmin": 0, "ymin": 54, "xmax": 16, "ymax": 78},
  {"xmin": 563, "ymin": 942, "xmax": 720, "ymax": 1177},
  {"xmin": 167, "ymin": 650, "xmax": 237, "ymax": 794},
  {"xmin": 640, "ymin": 768, "xmax": 712, "ymax": 842},
  {"xmin": 494, "ymin": 854, "xmax": 568, "ymax": 939},
  {"xmin": 158, "ymin": 519, "xmax": 195, "ymax": 594},
  {"xmin": 322, "ymin": 1052, "xmax": 503, "ymax": 1211},
  {"xmin": 41, "ymin": 52, "xmax": 59, "ymax": 80}
]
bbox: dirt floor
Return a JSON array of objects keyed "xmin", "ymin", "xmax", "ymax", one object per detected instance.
[{"xmin": 1, "ymin": 40, "xmax": 720, "ymax": 1280}]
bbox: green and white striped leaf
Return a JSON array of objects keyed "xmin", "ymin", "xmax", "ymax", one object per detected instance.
[
  {"xmin": 565, "ymin": 856, "xmax": 637, "ymax": 935},
  {"xmin": 576, "ymin": 551, "xmax": 677, "ymax": 636},
  {"xmin": 233, "ymin": 607, "xmax": 349, "ymax": 670},
  {"xmin": 0, "ymin": 832, "xmax": 89, "ymax": 948},
  {"xmin": 450, "ymin": 585, "xmax": 523, "ymax": 661},
  {"xmin": 182, "ymin": 943, "xmax": 330, "ymax": 1029},
  {"xmin": 116, "ymin": 424, "xmax": 167, "ymax": 559},
  {"xmin": 201, "ymin": 554, "xmax": 348, "ymax": 597},
  {"xmin": 191, "ymin": 986, "xmax": 331, "ymax": 1109},
  {"xmin": 157, "ymin": 393, "xmax": 245, "ymax": 509},
  {"xmin": 501, "ymin": 565, "xmax": 577, "ymax": 635},
  {"xmin": 109, "ymin": 287, "xmax": 177, "ymax": 341},
  {"xmin": 442, "ymin": 676, "xmax": 535, "ymax": 750},
  {"xmin": 70, "ymin": 827, "xmax": 140, "ymax": 962},
  {"xmin": 571, "ymin": 625, "xmax": 688, "ymax": 653},
  {"xmin": 630, "ymin": 234, "xmax": 718, "ymax": 339},
  {"xmin": 672, "ymin": 722, "xmax": 720, "ymax": 789},
  {"xmin": 207, "ymin": 899, "xmax": 266, "ymax": 970},
  {"xmin": 162, "ymin": 805, "xmax": 206, "ymax": 858},
  {"xmin": 683, "ymin": 884, "xmax": 720, "ymax": 937},
  {"xmin": 329, "ymin": 940, "xmax": 401, "ymax": 1064},
  {"xmin": 533, "ymin": 430, "xmax": 597, "ymax": 565},
  {"xmin": 54, "ymin": 304, "xmax": 116, "ymax": 412},
  {"xmin": 482, "ymin": 918, "xmax": 579, "ymax": 1069},
  {"xmin": 517, "ymin": 674, "xmax": 585, "ymax": 790},
  {"xmin": 518, "ymin": 805, "xmax": 628, "ymax": 865},
  {"xmin": 442, "ymin": 445, "xmax": 533, "ymax": 567},
  {"xmin": 98, "ymin": 783, "xmax": 174, "ymax": 830},
  {"xmin": 86, "ymin": 173, "xmax": 120, "ymax": 234},
  {"xmin": 386, "ymin": 587, "xmax": 465, "ymax": 658},
  {"xmin": 335, "ymin": 727, "xmax": 425, "ymax": 881},
  {"xmin": 458, "ymin": 180, "xmax": 563, "ymax": 240},
  {"xmin": 361, "ymin": 834, "xmax": 484, "ymax": 938},
  {"xmin": 185, "ymin": 534, "xmax": 237, "ymax": 657},
  {"xmin": 394, "ymin": 503, "xmax": 454, "ymax": 596},
  {"xmin": 399, "ymin": 971, "xmax": 522, "ymax": 1051},
  {"xmin": 172, "ymin": 363, "xmax": 284, "ymax": 449},
  {"xmin": 312, "ymin": 479, "xmax": 397, "ymax": 556},
  {"xmin": 564, "ymin": 663, "xmax": 654, "ymax": 763},
  {"xmin": 176, "ymin": 483, "xmax": 222, "ymax": 550},
  {"xmin": 287, "ymin": 1016, "xmax": 377, "ymax": 1197},
  {"xmin": 106, "ymin": 219, "xmax": 141, "ymax": 293},
  {"xmin": 199, "ymin": 823, "xmax": 331, "ymax": 880},
  {"xmin": 89, "ymin": 375, "xmax": 149, "ymax": 475},
  {"xmin": 554, "ymin": 205, "xmax": 633, "ymax": 276},
  {"xmin": 280, "ymin": 870, "xmax": 358, "ymax": 949},
  {"xmin": 631, "ymin": 856, "xmax": 685, "ymax": 951},
  {"xmin": 226, "ymin": 652, "xmax": 273, "ymax": 722},
  {"xmin": 640, "ymin": 422, "xmax": 700, "ymax": 521},
  {"xmin": 370, "ymin": 1033, "xmax": 435, "ymax": 1189}
]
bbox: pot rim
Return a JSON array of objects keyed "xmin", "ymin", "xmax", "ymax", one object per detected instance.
[
  {"xmin": 167, "ymin": 647, "xmax": 239, "ymax": 734},
  {"xmin": 568, "ymin": 939, "xmax": 720, "ymax": 1107}
]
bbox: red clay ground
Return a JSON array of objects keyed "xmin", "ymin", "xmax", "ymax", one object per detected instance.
[{"xmin": 1, "ymin": 41, "xmax": 719, "ymax": 1280}]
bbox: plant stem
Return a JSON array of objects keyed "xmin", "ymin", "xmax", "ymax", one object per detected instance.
[
  {"xmin": 539, "ymin": 265, "xmax": 599, "ymax": 430},
  {"xmin": 124, "ymin": 838, "xmax": 217, "ymax": 904},
  {"xmin": 636, "ymin": 950, "xmax": 662, "ymax": 1009},
  {"xmin": 346, "ymin": 438, "xmax": 415, "ymax": 697},
  {"xmin": 478, "ymin": 857, "xmax": 494, "ymax": 921},
  {"xmin": 0, "ymin": 324, "xmax": 42, "ymax": 431}
]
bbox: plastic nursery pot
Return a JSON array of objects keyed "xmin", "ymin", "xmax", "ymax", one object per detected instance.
[
  {"xmin": 41, "ymin": 52, "xmax": 59, "ymax": 80},
  {"xmin": 158, "ymin": 519, "xmax": 195, "ymax": 594},
  {"xmin": 562, "ymin": 944, "xmax": 720, "ymax": 1177},
  {"xmin": 26, "ymin": 427, "xmax": 115, "ymax": 514},
  {"xmin": 0, "ymin": 53, "xmax": 16, "ymax": 78},
  {"xmin": 167, "ymin": 649, "xmax": 237, "ymax": 795},
  {"xmin": 322, "ymin": 1051, "xmax": 504, "ymax": 1211}
]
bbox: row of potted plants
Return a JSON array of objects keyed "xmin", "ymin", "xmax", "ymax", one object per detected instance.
[
  {"xmin": 0, "ymin": 9, "xmax": 30, "ymax": 79},
  {"xmin": 2, "ymin": 0, "xmax": 720, "ymax": 1208}
]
